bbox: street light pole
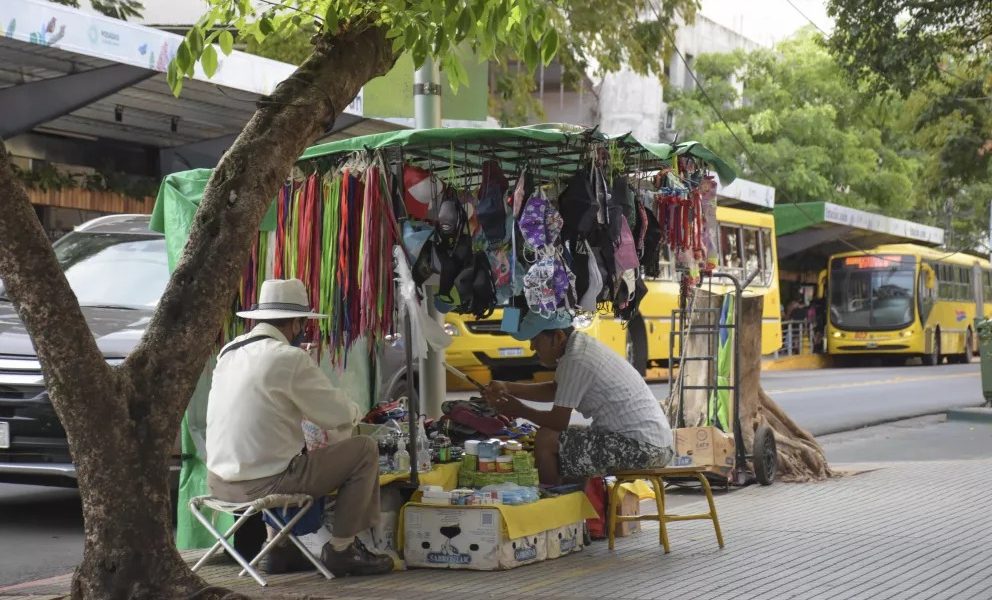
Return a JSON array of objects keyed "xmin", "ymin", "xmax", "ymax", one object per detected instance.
[{"xmin": 413, "ymin": 58, "xmax": 445, "ymax": 419}]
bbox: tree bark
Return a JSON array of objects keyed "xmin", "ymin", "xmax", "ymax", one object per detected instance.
[
  {"xmin": 665, "ymin": 290, "xmax": 831, "ymax": 482},
  {"xmin": 0, "ymin": 22, "xmax": 396, "ymax": 599}
]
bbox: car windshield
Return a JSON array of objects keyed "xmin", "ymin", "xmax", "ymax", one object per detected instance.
[
  {"xmin": 830, "ymin": 257, "xmax": 916, "ymax": 330},
  {"xmin": 0, "ymin": 232, "xmax": 169, "ymax": 309}
]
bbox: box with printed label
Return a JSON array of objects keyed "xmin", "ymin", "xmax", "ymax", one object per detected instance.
[
  {"xmin": 545, "ymin": 521, "xmax": 584, "ymax": 559},
  {"xmin": 672, "ymin": 426, "xmax": 735, "ymax": 470},
  {"xmin": 403, "ymin": 505, "xmax": 548, "ymax": 570}
]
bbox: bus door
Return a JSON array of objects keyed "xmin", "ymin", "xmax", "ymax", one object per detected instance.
[{"xmin": 918, "ymin": 262, "xmax": 937, "ymax": 324}]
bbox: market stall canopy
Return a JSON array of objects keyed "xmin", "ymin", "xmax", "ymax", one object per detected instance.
[
  {"xmin": 775, "ymin": 201, "xmax": 945, "ymax": 272},
  {"xmin": 0, "ymin": 0, "xmax": 402, "ymax": 176},
  {"xmin": 300, "ymin": 124, "xmax": 736, "ymax": 186}
]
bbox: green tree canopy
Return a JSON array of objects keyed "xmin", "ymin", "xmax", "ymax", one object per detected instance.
[
  {"xmin": 826, "ymin": 0, "xmax": 992, "ymax": 250},
  {"xmin": 669, "ymin": 30, "xmax": 920, "ymax": 216},
  {"xmin": 48, "ymin": 0, "xmax": 143, "ymax": 20}
]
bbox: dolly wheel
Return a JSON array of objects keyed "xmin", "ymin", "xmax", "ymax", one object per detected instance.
[{"xmin": 753, "ymin": 424, "xmax": 777, "ymax": 486}]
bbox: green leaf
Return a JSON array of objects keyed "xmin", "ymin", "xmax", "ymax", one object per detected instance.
[
  {"xmin": 259, "ymin": 16, "xmax": 275, "ymax": 36},
  {"xmin": 457, "ymin": 8, "xmax": 473, "ymax": 37},
  {"xmin": 391, "ymin": 34, "xmax": 406, "ymax": 54},
  {"xmin": 187, "ymin": 26, "xmax": 203, "ymax": 56},
  {"xmin": 542, "ymin": 29, "xmax": 558, "ymax": 65},
  {"xmin": 523, "ymin": 37, "xmax": 539, "ymax": 71},
  {"xmin": 324, "ymin": 6, "xmax": 339, "ymax": 34},
  {"xmin": 219, "ymin": 30, "xmax": 234, "ymax": 55},
  {"xmin": 175, "ymin": 40, "xmax": 193, "ymax": 75},
  {"xmin": 166, "ymin": 61, "xmax": 183, "ymax": 97},
  {"xmin": 201, "ymin": 44, "xmax": 218, "ymax": 77}
]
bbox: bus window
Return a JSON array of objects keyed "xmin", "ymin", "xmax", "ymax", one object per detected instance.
[
  {"xmin": 743, "ymin": 228, "xmax": 760, "ymax": 280},
  {"xmin": 720, "ymin": 225, "xmax": 742, "ymax": 275},
  {"xmin": 760, "ymin": 229, "xmax": 774, "ymax": 285},
  {"xmin": 961, "ymin": 268, "xmax": 972, "ymax": 301},
  {"xmin": 830, "ymin": 256, "xmax": 915, "ymax": 329}
]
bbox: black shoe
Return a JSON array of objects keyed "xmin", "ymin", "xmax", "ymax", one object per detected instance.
[
  {"xmin": 260, "ymin": 541, "xmax": 314, "ymax": 574},
  {"xmin": 320, "ymin": 539, "xmax": 394, "ymax": 577}
]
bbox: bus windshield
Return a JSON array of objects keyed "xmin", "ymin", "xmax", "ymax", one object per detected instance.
[{"xmin": 829, "ymin": 256, "xmax": 916, "ymax": 330}]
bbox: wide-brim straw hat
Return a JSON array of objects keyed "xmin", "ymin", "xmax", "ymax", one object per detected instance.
[{"xmin": 236, "ymin": 278, "xmax": 327, "ymax": 320}]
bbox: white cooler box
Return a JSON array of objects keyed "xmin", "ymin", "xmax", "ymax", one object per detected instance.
[
  {"xmin": 545, "ymin": 521, "xmax": 584, "ymax": 559},
  {"xmin": 403, "ymin": 505, "xmax": 547, "ymax": 571}
]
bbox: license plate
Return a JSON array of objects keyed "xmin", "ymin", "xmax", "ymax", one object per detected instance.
[
  {"xmin": 499, "ymin": 347, "xmax": 524, "ymax": 357},
  {"xmin": 0, "ymin": 422, "xmax": 9, "ymax": 449},
  {"xmin": 854, "ymin": 332, "xmax": 868, "ymax": 340}
]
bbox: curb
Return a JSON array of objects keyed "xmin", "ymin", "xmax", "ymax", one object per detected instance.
[
  {"xmin": 762, "ymin": 353, "xmax": 832, "ymax": 371},
  {"xmin": 946, "ymin": 407, "xmax": 992, "ymax": 424}
]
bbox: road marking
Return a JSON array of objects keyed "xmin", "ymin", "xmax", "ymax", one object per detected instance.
[{"xmin": 765, "ymin": 371, "xmax": 979, "ymax": 395}]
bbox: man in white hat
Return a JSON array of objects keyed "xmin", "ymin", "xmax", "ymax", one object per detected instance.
[{"xmin": 206, "ymin": 278, "xmax": 392, "ymax": 577}]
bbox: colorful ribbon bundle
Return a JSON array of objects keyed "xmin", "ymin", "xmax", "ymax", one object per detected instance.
[{"xmin": 218, "ymin": 153, "xmax": 401, "ymax": 366}]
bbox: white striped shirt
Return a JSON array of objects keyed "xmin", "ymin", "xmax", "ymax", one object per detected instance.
[{"xmin": 554, "ymin": 332, "xmax": 673, "ymax": 449}]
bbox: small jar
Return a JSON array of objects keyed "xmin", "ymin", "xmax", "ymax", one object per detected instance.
[
  {"xmin": 478, "ymin": 458, "xmax": 496, "ymax": 473},
  {"xmin": 496, "ymin": 455, "xmax": 513, "ymax": 473}
]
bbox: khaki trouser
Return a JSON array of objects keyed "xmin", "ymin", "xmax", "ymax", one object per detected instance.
[{"xmin": 208, "ymin": 435, "xmax": 380, "ymax": 538}]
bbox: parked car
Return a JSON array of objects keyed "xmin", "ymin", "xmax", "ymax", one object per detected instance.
[{"xmin": 0, "ymin": 214, "xmax": 411, "ymax": 487}]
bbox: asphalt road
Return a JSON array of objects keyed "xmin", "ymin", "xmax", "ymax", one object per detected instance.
[{"xmin": 0, "ymin": 362, "xmax": 985, "ymax": 587}]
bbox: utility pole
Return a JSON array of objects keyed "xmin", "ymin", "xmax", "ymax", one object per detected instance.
[{"xmin": 413, "ymin": 58, "xmax": 445, "ymax": 419}]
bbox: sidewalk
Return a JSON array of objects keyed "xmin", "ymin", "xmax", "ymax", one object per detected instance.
[{"xmin": 4, "ymin": 455, "xmax": 991, "ymax": 600}]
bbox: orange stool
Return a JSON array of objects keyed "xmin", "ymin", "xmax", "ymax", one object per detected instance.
[{"xmin": 607, "ymin": 467, "xmax": 725, "ymax": 553}]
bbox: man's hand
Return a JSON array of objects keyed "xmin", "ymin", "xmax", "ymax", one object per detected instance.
[
  {"xmin": 483, "ymin": 380, "xmax": 509, "ymax": 404},
  {"xmin": 487, "ymin": 392, "xmax": 525, "ymax": 418}
]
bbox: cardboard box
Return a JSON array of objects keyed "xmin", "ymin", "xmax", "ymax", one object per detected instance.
[
  {"xmin": 616, "ymin": 491, "xmax": 641, "ymax": 537},
  {"xmin": 403, "ymin": 505, "xmax": 547, "ymax": 570},
  {"xmin": 672, "ymin": 426, "xmax": 735, "ymax": 470},
  {"xmin": 546, "ymin": 521, "xmax": 584, "ymax": 559}
]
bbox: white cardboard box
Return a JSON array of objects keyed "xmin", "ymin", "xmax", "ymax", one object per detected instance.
[
  {"xmin": 403, "ymin": 505, "xmax": 547, "ymax": 570},
  {"xmin": 545, "ymin": 521, "xmax": 584, "ymax": 559}
]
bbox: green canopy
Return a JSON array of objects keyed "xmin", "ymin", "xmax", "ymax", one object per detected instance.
[{"xmin": 299, "ymin": 124, "xmax": 736, "ymax": 186}]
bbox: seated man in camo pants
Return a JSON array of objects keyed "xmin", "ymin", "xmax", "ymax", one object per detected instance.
[{"xmin": 484, "ymin": 312, "xmax": 674, "ymax": 485}]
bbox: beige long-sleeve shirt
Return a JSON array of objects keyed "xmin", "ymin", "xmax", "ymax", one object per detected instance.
[{"xmin": 206, "ymin": 323, "xmax": 361, "ymax": 481}]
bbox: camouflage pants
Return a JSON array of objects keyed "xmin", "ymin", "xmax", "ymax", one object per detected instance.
[{"xmin": 558, "ymin": 426, "xmax": 674, "ymax": 478}]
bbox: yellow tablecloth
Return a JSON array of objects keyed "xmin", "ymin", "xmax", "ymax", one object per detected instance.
[
  {"xmin": 399, "ymin": 492, "xmax": 597, "ymax": 542},
  {"xmin": 378, "ymin": 462, "xmax": 460, "ymax": 490}
]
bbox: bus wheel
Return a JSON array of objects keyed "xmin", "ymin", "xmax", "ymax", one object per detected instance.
[
  {"xmin": 923, "ymin": 333, "xmax": 941, "ymax": 367},
  {"xmin": 959, "ymin": 331, "xmax": 975, "ymax": 364},
  {"xmin": 626, "ymin": 319, "xmax": 648, "ymax": 377}
]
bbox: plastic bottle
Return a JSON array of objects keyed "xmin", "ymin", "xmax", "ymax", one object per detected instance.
[
  {"xmin": 416, "ymin": 415, "xmax": 432, "ymax": 472},
  {"xmin": 394, "ymin": 436, "xmax": 411, "ymax": 472}
]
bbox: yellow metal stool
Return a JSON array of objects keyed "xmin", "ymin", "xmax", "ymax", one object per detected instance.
[{"xmin": 607, "ymin": 467, "xmax": 725, "ymax": 553}]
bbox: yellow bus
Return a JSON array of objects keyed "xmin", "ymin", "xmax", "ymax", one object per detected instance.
[
  {"xmin": 825, "ymin": 244, "xmax": 992, "ymax": 365},
  {"xmin": 443, "ymin": 206, "xmax": 783, "ymax": 384}
]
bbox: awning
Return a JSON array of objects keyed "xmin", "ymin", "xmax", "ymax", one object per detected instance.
[
  {"xmin": 0, "ymin": 0, "xmax": 402, "ymax": 176},
  {"xmin": 775, "ymin": 201, "xmax": 945, "ymax": 271}
]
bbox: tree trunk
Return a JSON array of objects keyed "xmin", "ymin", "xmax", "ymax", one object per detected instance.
[
  {"xmin": 0, "ymin": 22, "xmax": 396, "ymax": 599},
  {"xmin": 666, "ymin": 290, "xmax": 831, "ymax": 482}
]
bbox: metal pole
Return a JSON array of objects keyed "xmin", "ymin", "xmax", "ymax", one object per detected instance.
[{"xmin": 414, "ymin": 58, "xmax": 445, "ymax": 419}]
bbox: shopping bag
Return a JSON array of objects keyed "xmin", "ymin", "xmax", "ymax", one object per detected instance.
[{"xmin": 584, "ymin": 476, "xmax": 609, "ymax": 540}]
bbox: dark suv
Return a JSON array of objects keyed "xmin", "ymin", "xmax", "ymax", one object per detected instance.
[
  {"xmin": 0, "ymin": 215, "xmax": 170, "ymax": 486},
  {"xmin": 0, "ymin": 214, "xmax": 414, "ymax": 487}
]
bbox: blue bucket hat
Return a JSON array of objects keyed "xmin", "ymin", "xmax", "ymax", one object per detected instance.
[{"xmin": 507, "ymin": 311, "xmax": 574, "ymax": 342}]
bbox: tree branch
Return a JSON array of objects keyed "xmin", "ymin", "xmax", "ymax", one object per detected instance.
[
  {"xmin": 0, "ymin": 142, "xmax": 112, "ymax": 425},
  {"xmin": 127, "ymin": 23, "xmax": 397, "ymax": 425}
]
